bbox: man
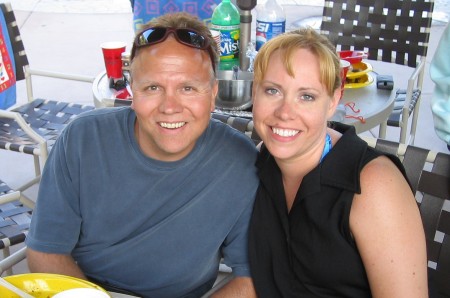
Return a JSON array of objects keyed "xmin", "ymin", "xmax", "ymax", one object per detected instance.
[{"xmin": 26, "ymin": 12, "xmax": 258, "ymax": 297}]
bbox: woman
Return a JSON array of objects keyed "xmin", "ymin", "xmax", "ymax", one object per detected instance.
[{"xmin": 248, "ymin": 28, "xmax": 428, "ymax": 297}]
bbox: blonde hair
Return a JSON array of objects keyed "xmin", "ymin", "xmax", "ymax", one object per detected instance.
[{"xmin": 253, "ymin": 27, "xmax": 341, "ymax": 96}]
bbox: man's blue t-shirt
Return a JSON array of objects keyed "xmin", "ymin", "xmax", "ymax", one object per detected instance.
[{"xmin": 26, "ymin": 107, "xmax": 258, "ymax": 297}]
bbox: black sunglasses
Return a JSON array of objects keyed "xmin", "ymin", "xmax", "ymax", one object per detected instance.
[
  {"xmin": 134, "ymin": 27, "xmax": 216, "ymax": 73},
  {"xmin": 135, "ymin": 27, "xmax": 210, "ymax": 49}
]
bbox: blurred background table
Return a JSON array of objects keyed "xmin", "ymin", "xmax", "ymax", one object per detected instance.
[{"xmin": 92, "ymin": 71, "xmax": 133, "ymax": 108}]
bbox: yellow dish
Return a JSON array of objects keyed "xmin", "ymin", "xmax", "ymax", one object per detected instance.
[
  {"xmin": 345, "ymin": 74, "xmax": 374, "ymax": 89},
  {"xmin": 346, "ymin": 61, "xmax": 373, "ymax": 79},
  {"xmin": 1, "ymin": 273, "xmax": 109, "ymax": 298}
]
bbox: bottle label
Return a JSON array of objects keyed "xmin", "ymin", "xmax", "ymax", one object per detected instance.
[
  {"xmin": 255, "ymin": 20, "xmax": 286, "ymax": 51},
  {"xmin": 210, "ymin": 24, "xmax": 240, "ymax": 62}
]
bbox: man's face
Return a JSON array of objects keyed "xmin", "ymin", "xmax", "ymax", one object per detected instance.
[{"xmin": 130, "ymin": 36, "xmax": 218, "ymax": 162}]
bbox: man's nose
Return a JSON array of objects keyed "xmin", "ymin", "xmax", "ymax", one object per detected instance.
[{"xmin": 159, "ymin": 91, "xmax": 182, "ymax": 113}]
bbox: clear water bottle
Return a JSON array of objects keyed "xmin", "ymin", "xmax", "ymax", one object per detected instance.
[
  {"xmin": 211, "ymin": 0, "xmax": 240, "ymax": 70},
  {"xmin": 255, "ymin": 0, "xmax": 286, "ymax": 51}
]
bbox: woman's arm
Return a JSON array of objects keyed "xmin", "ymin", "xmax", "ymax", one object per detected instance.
[
  {"xmin": 350, "ymin": 156, "xmax": 428, "ymax": 297},
  {"xmin": 26, "ymin": 247, "xmax": 87, "ymax": 280},
  {"xmin": 211, "ymin": 276, "xmax": 257, "ymax": 297}
]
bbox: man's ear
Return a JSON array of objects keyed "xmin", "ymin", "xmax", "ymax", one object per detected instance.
[{"xmin": 211, "ymin": 79, "xmax": 218, "ymax": 112}]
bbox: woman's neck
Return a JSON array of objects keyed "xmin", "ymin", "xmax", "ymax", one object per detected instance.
[{"xmin": 276, "ymin": 130, "xmax": 335, "ymax": 212}]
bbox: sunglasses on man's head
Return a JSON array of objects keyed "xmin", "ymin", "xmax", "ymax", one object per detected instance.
[
  {"xmin": 134, "ymin": 27, "xmax": 216, "ymax": 73},
  {"xmin": 135, "ymin": 27, "xmax": 210, "ymax": 49}
]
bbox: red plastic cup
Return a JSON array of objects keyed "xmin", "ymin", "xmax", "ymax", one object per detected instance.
[
  {"xmin": 101, "ymin": 42, "xmax": 127, "ymax": 79},
  {"xmin": 339, "ymin": 59, "xmax": 351, "ymax": 100}
]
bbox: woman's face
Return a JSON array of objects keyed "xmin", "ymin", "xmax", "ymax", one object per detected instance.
[{"xmin": 252, "ymin": 48, "xmax": 340, "ymax": 162}]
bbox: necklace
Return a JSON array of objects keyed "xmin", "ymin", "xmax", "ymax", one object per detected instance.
[{"xmin": 319, "ymin": 133, "xmax": 332, "ymax": 163}]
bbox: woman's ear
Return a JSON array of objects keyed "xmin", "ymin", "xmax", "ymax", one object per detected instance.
[{"xmin": 327, "ymin": 88, "xmax": 342, "ymax": 119}]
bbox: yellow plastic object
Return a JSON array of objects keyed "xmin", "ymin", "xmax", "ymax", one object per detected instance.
[
  {"xmin": 0, "ymin": 273, "xmax": 110, "ymax": 298},
  {"xmin": 345, "ymin": 74, "xmax": 374, "ymax": 89},
  {"xmin": 346, "ymin": 61, "xmax": 373, "ymax": 79}
]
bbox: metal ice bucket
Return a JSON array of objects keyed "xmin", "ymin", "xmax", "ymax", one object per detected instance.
[{"xmin": 216, "ymin": 70, "xmax": 253, "ymax": 110}]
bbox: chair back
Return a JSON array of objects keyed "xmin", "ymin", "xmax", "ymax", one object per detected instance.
[
  {"xmin": 365, "ymin": 137, "xmax": 450, "ymax": 296},
  {"xmin": 211, "ymin": 113, "xmax": 261, "ymax": 145},
  {"xmin": 320, "ymin": 0, "xmax": 434, "ymax": 67}
]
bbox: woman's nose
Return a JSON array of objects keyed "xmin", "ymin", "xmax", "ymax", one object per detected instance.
[{"xmin": 274, "ymin": 99, "xmax": 296, "ymax": 121}]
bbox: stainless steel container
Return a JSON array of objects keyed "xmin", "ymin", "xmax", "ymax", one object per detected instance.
[{"xmin": 216, "ymin": 70, "xmax": 253, "ymax": 110}]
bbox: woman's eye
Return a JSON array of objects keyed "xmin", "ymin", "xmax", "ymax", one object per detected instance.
[
  {"xmin": 265, "ymin": 88, "xmax": 279, "ymax": 96},
  {"xmin": 301, "ymin": 94, "xmax": 314, "ymax": 101}
]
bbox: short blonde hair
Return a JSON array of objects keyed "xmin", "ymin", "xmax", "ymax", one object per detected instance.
[{"xmin": 253, "ymin": 27, "xmax": 341, "ymax": 96}]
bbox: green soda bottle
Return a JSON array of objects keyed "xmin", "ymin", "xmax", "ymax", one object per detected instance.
[{"xmin": 211, "ymin": 0, "xmax": 240, "ymax": 70}]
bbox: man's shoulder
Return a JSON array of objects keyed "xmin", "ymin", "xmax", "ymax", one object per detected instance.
[
  {"xmin": 206, "ymin": 120, "xmax": 258, "ymax": 171},
  {"xmin": 66, "ymin": 107, "xmax": 130, "ymax": 129},
  {"xmin": 74, "ymin": 106, "xmax": 130, "ymax": 121},
  {"xmin": 60, "ymin": 107, "xmax": 131, "ymax": 142},
  {"xmin": 209, "ymin": 118, "xmax": 257, "ymax": 149}
]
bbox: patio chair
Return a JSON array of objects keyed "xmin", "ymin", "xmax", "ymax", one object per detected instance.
[
  {"xmin": 321, "ymin": 0, "xmax": 434, "ymax": 144},
  {"xmin": 211, "ymin": 112, "xmax": 261, "ymax": 145},
  {"xmin": 0, "ymin": 179, "xmax": 32, "ymax": 276},
  {"xmin": 0, "ymin": 2, "xmax": 95, "ymax": 194},
  {"xmin": 363, "ymin": 136, "xmax": 450, "ymax": 296}
]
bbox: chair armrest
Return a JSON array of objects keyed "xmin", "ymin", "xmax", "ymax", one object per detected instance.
[
  {"xmin": 0, "ymin": 190, "xmax": 21, "ymax": 204},
  {"xmin": 0, "ymin": 247, "xmax": 27, "ymax": 275},
  {"xmin": 361, "ymin": 135, "xmax": 438, "ymax": 163},
  {"xmin": 404, "ymin": 58, "xmax": 426, "ymax": 111},
  {"xmin": 0, "ymin": 109, "xmax": 49, "ymax": 167},
  {"xmin": 27, "ymin": 68, "xmax": 95, "ymax": 83},
  {"xmin": 25, "ymin": 66, "xmax": 96, "ymax": 102},
  {"xmin": 0, "ymin": 110, "xmax": 47, "ymax": 148}
]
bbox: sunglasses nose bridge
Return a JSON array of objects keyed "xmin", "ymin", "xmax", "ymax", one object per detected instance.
[
  {"xmin": 165, "ymin": 28, "xmax": 177, "ymax": 39},
  {"xmin": 137, "ymin": 27, "xmax": 207, "ymax": 50}
]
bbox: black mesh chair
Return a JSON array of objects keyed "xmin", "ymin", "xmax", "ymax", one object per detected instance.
[
  {"xmin": 0, "ymin": 2, "xmax": 95, "ymax": 193},
  {"xmin": 0, "ymin": 179, "xmax": 32, "ymax": 275},
  {"xmin": 211, "ymin": 112, "xmax": 261, "ymax": 145},
  {"xmin": 321, "ymin": 0, "xmax": 434, "ymax": 144},
  {"xmin": 363, "ymin": 136, "xmax": 450, "ymax": 296}
]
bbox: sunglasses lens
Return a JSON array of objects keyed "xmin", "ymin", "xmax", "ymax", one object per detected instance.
[
  {"xmin": 136, "ymin": 28, "xmax": 208, "ymax": 50},
  {"xmin": 177, "ymin": 29, "xmax": 206, "ymax": 49},
  {"xmin": 137, "ymin": 28, "xmax": 166, "ymax": 46}
]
